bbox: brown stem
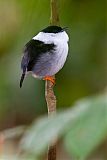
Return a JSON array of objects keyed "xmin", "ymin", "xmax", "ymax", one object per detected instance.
[
  {"xmin": 45, "ymin": 0, "xmax": 60, "ymax": 160},
  {"xmin": 47, "ymin": 145, "xmax": 56, "ymax": 160},
  {"xmin": 50, "ymin": 0, "xmax": 60, "ymax": 26},
  {"xmin": 45, "ymin": 80, "xmax": 56, "ymax": 115},
  {"xmin": 45, "ymin": 79, "xmax": 57, "ymax": 160}
]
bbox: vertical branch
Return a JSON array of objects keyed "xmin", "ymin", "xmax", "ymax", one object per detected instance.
[
  {"xmin": 50, "ymin": 0, "xmax": 60, "ymax": 26},
  {"xmin": 45, "ymin": 79, "xmax": 56, "ymax": 115},
  {"xmin": 45, "ymin": 0, "xmax": 60, "ymax": 160},
  {"xmin": 45, "ymin": 81, "xmax": 57, "ymax": 160}
]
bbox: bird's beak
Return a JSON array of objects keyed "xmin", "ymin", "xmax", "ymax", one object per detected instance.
[{"xmin": 63, "ymin": 27, "xmax": 68, "ymax": 31}]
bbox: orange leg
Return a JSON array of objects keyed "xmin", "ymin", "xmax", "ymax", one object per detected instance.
[{"xmin": 43, "ymin": 76, "xmax": 55, "ymax": 85}]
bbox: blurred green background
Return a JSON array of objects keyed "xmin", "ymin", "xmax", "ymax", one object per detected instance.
[
  {"xmin": 0, "ymin": 0, "xmax": 106, "ymax": 159},
  {"xmin": 0, "ymin": 0, "xmax": 106, "ymax": 129}
]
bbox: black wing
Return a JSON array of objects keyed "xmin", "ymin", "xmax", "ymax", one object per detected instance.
[{"xmin": 20, "ymin": 39, "xmax": 55, "ymax": 88}]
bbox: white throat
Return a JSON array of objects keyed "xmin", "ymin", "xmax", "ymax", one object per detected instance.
[{"xmin": 33, "ymin": 31, "xmax": 69, "ymax": 44}]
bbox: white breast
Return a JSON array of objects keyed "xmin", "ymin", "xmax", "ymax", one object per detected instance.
[{"xmin": 52, "ymin": 39, "xmax": 68, "ymax": 75}]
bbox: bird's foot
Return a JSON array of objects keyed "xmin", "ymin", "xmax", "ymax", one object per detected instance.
[{"xmin": 43, "ymin": 76, "xmax": 55, "ymax": 85}]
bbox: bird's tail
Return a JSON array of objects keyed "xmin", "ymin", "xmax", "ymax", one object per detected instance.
[
  {"xmin": 20, "ymin": 65, "xmax": 27, "ymax": 88},
  {"xmin": 20, "ymin": 73, "xmax": 26, "ymax": 88}
]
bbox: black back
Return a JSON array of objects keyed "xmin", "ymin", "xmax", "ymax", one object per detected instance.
[
  {"xmin": 20, "ymin": 39, "xmax": 55, "ymax": 87},
  {"xmin": 25, "ymin": 40, "xmax": 55, "ymax": 71}
]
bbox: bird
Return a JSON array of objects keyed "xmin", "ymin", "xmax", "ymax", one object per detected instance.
[{"xmin": 20, "ymin": 25, "xmax": 69, "ymax": 88}]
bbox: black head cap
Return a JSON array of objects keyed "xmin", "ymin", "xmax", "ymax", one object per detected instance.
[{"xmin": 41, "ymin": 26, "xmax": 64, "ymax": 33}]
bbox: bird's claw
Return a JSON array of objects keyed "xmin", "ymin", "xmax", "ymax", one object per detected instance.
[{"xmin": 43, "ymin": 76, "xmax": 55, "ymax": 85}]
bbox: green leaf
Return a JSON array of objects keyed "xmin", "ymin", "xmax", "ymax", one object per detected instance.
[
  {"xmin": 20, "ymin": 94, "xmax": 107, "ymax": 159},
  {"xmin": 20, "ymin": 99, "xmax": 89, "ymax": 156},
  {"xmin": 64, "ymin": 94, "xmax": 107, "ymax": 159}
]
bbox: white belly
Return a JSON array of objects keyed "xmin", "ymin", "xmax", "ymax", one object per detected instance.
[{"xmin": 49, "ymin": 41, "xmax": 68, "ymax": 76}]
